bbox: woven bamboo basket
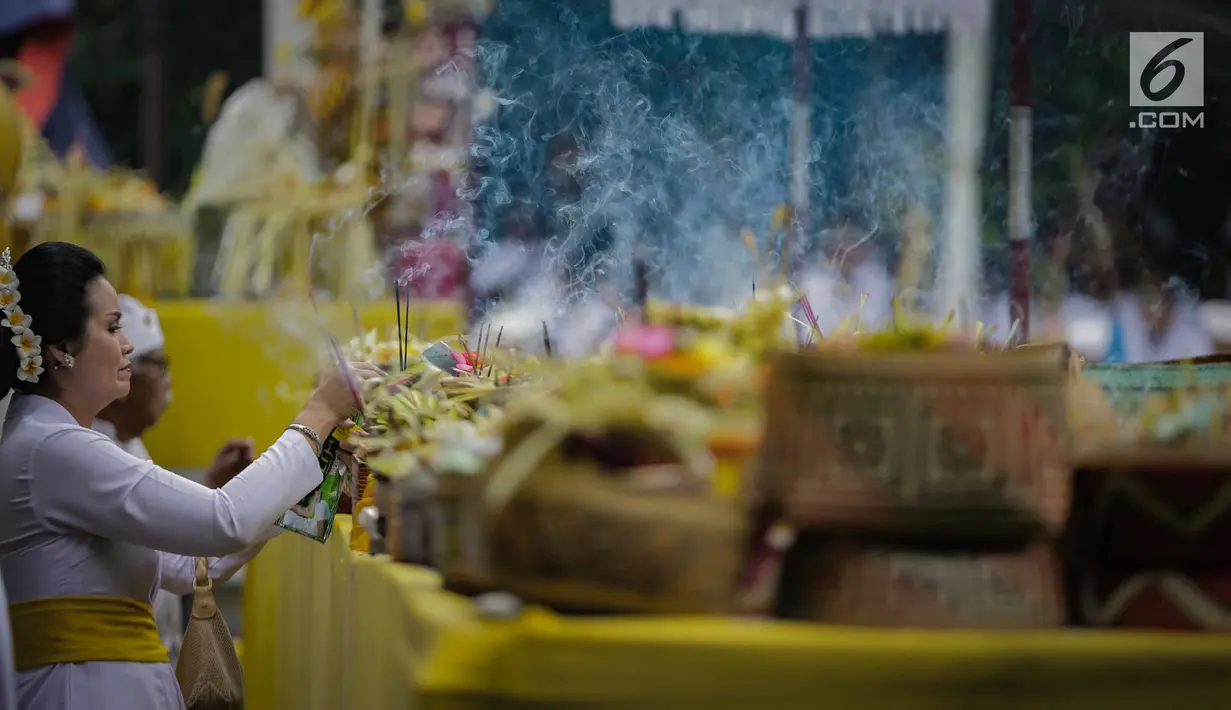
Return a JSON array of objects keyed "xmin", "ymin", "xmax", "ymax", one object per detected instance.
[
  {"xmin": 483, "ymin": 420, "xmax": 748, "ymax": 614},
  {"xmin": 759, "ymin": 346, "xmax": 1069, "ymax": 539}
]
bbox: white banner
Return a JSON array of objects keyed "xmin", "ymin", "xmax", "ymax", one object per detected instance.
[{"xmin": 611, "ymin": 0, "xmax": 991, "ymax": 40}]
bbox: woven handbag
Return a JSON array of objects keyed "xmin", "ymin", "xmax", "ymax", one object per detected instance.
[{"xmin": 175, "ymin": 558, "xmax": 244, "ymax": 710}]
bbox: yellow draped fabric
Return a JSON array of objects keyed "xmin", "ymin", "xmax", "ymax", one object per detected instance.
[
  {"xmin": 8, "ymin": 596, "xmax": 169, "ymax": 671},
  {"xmin": 348, "ymin": 477, "xmax": 378, "ymax": 553},
  {"xmin": 244, "ymin": 515, "xmax": 1231, "ymax": 710}
]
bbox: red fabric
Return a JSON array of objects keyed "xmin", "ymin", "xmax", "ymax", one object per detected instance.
[
  {"xmin": 1088, "ymin": 568, "xmax": 1231, "ymax": 630},
  {"xmin": 14, "ymin": 20, "xmax": 73, "ymax": 128},
  {"xmin": 1075, "ymin": 467, "xmax": 1231, "ymax": 566}
]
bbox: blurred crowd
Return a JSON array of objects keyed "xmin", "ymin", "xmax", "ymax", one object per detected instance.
[{"xmin": 467, "ymin": 130, "xmax": 1223, "ymax": 364}]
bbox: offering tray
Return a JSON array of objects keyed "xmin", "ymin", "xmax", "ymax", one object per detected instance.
[{"xmin": 1082, "ymin": 355, "xmax": 1231, "ymax": 425}]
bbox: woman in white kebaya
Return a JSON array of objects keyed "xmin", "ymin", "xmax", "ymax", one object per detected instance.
[
  {"xmin": 91, "ymin": 294, "xmax": 258, "ymax": 666},
  {"xmin": 0, "ymin": 242, "xmax": 383, "ymax": 710}
]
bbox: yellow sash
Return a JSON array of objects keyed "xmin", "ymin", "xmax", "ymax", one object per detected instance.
[{"xmin": 8, "ymin": 596, "xmax": 170, "ymax": 671}]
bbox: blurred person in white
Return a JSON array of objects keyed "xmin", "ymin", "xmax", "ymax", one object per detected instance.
[
  {"xmin": 797, "ymin": 219, "xmax": 894, "ymax": 337},
  {"xmin": 1110, "ymin": 266, "xmax": 1212, "ymax": 363},
  {"xmin": 1102, "ymin": 195, "xmax": 1214, "ymax": 363},
  {"xmin": 0, "ymin": 242, "xmax": 383, "ymax": 710},
  {"xmin": 90, "ymin": 295, "xmax": 257, "ymax": 666}
]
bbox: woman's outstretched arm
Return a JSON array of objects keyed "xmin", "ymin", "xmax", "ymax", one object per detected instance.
[{"xmin": 29, "ymin": 427, "xmax": 321, "ymax": 557}]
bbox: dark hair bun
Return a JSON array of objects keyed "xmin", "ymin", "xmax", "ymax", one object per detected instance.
[{"xmin": 0, "ymin": 242, "xmax": 106, "ymax": 397}]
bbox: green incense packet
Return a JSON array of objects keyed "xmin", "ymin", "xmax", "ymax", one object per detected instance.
[{"xmin": 277, "ymin": 414, "xmax": 365, "ymax": 543}]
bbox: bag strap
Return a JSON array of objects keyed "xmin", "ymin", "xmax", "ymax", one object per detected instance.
[{"xmin": 191, "ymin": 557, "xmax": 219, "ymax": 620}]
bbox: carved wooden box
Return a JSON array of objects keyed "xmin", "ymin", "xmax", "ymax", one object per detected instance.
[
  {"xmin": 759, "ymin": 348, "xmax": 1070, "ymax": 539},
  {"xmin": 779, "ymin": 537, "xmax": 1063, "ymax": 628}
]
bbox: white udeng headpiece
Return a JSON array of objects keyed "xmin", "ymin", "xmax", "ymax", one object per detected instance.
[
  {"xmin": 0, "ymin": 249, "xmax": 42, "ymax": 383},
  {"xmin": 118, "ymin": 294, "xmax": 164, "ymax": 359}
]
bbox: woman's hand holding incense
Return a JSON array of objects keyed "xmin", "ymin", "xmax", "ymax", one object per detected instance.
[
  {"xmin": 338, "ymin": 427, "xmax": 369, "ymax": 471},
  {"xmin": 295, "ymin": 361, "xmax": 384, "ymax": 438}
]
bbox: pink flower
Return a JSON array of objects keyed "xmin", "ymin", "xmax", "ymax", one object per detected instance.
[
  {"xmin": 613, "ymin": 326, "xmax": 675, "ymax": 359},
  {"xmin": 451, "ymin": 349, "xmax": 479, "ymax": 373}
]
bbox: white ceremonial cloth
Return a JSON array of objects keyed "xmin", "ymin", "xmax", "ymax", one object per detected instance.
[{"xmin": 0, "ymin": 394, "xmax": 321, "ymax": 710}]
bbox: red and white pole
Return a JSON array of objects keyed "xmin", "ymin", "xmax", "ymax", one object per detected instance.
[{"xmin": 1009, "ymin": 0, "xmax": 1032, "ymax": 343}]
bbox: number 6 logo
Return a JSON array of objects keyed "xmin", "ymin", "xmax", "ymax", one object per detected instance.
[
  {"xmin": 1142, "ymin": 37, "xmax": 1193, "ymax": 102},
  {"xmin": 1130, "ymin": 32, "xmax": 1203, "ymax": 108}
]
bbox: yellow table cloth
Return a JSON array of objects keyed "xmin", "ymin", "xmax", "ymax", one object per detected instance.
[{"xmin": 246, "ymin": 517, "xmax": 1231, "ymax": 710}]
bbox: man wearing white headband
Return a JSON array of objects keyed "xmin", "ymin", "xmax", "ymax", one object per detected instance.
[{"xmin": 92, "ymin": 295, "xmax": 256, "ymax": 665}]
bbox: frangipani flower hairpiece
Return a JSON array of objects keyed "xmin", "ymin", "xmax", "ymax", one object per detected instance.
[{"xmin": 0, "ymin": 249, "xmax": 42, "ymax": 383}]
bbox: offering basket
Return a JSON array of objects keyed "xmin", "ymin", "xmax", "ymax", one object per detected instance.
[
  {"xmin": 483, "ymin": 419, "xmax": 747, "ymax": 614},
  {"xmin": 759, "ymin": 346, "xmax": 1069, "ymax": 539},
  {"xmin": 1082, "ymin": 355, "xmax": 1231, "ymax": 430}
]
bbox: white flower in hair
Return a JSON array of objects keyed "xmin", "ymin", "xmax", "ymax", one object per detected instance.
[
  {"xmin": 1, "ymin": 306, "xmax": 30, "ymax": 333},
  {"xmin": 0, "ymin": 289, "xmax": 18, "ymax": 311},
  {"xmin": 12, "ymin": 331, "xmax": 39, "ymax": 358},
  {"xmin": 0, "ymin": 248, "xmax": 15, "ymax": 292},
  {"xmin": 17, "ymin": 355, "xmax": 42, "ymax": 383}
]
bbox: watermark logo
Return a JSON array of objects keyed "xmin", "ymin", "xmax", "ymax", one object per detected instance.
[{"xmin": 1129, "ymin": 32, "xmax": 1204, "ymax": 129}]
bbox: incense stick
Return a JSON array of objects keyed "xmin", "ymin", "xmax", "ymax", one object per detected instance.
[
  {"xmin": 481, "ymin": 324, "xmax": 497, "ymax": 376},
  {"xmin": 394, "ymin": 281, "xmax": 405, "ymax": 370},
  {"xmin": 633, "ymin": 256, "xmax": 649, "ymax": 322},
  {"xmin": 482, "ymin": 327, "xmax": 497, "ymax": 378},
  {"xmin": 328, "ymin": 334, "xmax": 365, "ymax": 413},
  {"xmin": 351, "ymin": 304, "xmax": 363, "ymax": 342},
  {"xmin": 797, "ymin": 293, "xmax": 821, "ymax": 339},
  {"xmin": 541, "ymin": 321, "xmax": 553, "ymax": 357},
  {"xmin": 477, "ymin": 323, "xmax": 490, "ymax": 370},
  {"xmin": 401, "ymin": 281, "xmax": 411, "ymax": 369},
  {"xmin": 1005, "ymin": 318, "xmax": 1021, "ymax": 347}
]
